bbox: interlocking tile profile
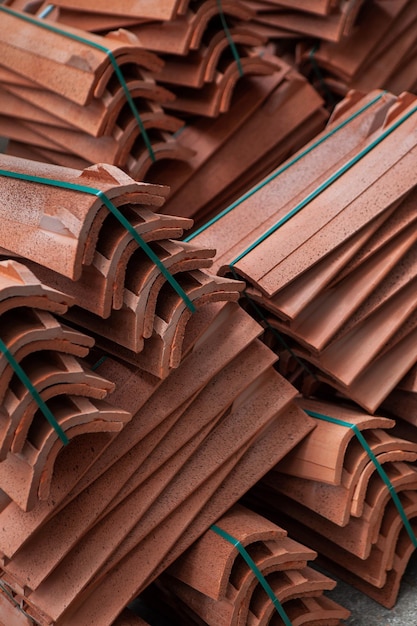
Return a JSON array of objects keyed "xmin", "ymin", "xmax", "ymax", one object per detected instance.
[
  {"xmin": 113, "ymin": 0, "xmax": 255, "ymax": 56},
  {"xmin": 0, "ymin": 155, "xmax": 170, "ymax": 279},
  {"xmin": 2, "ymin": 351, "xmax": 114, "ymax": 458},
  {"xmin": 0, "ymin": 8, "xmax": 163, "ymax": 106},
  {"xmin": 0, "ymin": 396, "xmax": 131, "ymax": 512},
  {"xmin": 157, "ymin": 504, "xmax": 349, "ymax": 625},
  {"xmin": 18, "ymin": 209, "xmax": 193, "ymax": 319}
]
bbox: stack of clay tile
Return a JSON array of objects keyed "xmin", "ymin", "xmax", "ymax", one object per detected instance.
[
  {"xmin": 156, "ymin": 503, "xmax": 351, "ymax": 624},
  {"xmin": 0, "ymin": 153, "xmax": 317, "ymax": 624},
  {"xmin": 303, "ymin": 0, "xmax": 417, "ymax": 98},
  {"xmin": 0, "ymin": 259, "xmax": 131, "ymax": 514},
  {"xmin": 0, "ymin": 2, "xmax": 193, "ymax": 179},
  {"xmin": 243, "ymin": 395, "xmax": 417, "ymax": 609},
  {"xmin": 239, "ymin": 0, "xmax": 366, "ymax": 42},
  {"xmin": 1, "ymin": 1, "xmax": 329, "ymax": 226},
  {"xmin": 153, "ymin": 58, "xmax": 327, "ymax": 227},
  {"xmin": 27, "ymin": 0, "xmax": 278, "ymax": 117},
  {"xmin": 0, "ymin": 153, "xmax": 246, "ymax": 380},
  {"xmin": 190, "ymin": 87, "xmax": 417, "ymax": 414}
]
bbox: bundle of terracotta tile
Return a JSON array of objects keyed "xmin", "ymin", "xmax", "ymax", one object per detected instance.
[
  {"xmin": 239, "ymin": 0, "xmax": 365, "ymax": 43},
  {"xmin": 190, "ymin": 87, "xmax": 417, "ymax": 414},
  {"xmin": 0, "ymin": 153, "xmax": 318, "ymax": 624},
  {"xmin": 155, "ymin": 503, "xmax": 350, "ymax": 624},
  {"xmin": 153, "ymin": 60, "xmax": 327, "ymax": 227},
  {"xmin": 244, "ymin": 396, "xmax": 417, "ymax": 609},
  {"xmin": 0, "ymin": 153, "xmax": 249, "ymax": 380},
  {"xmin": 0, "ymin": 2, "xmax": 196, "ymax": 178},
  {"xmin": 1, "ymin": 1, "xmax": 329, "ymax": 225},
  {"xmin": 0, "ymin": 305, "xmax": 315, "ymax": 625},
  {"xmin": 22, "ymin": 0, "xmax": 278, "ymax": 118},
  {"xmin": 303, "ymin": 0, "xmax": 417, "ymax": 98},
  {"xmin": 0, "ymin": 259, "xmax": 132, "ymax": 515}
]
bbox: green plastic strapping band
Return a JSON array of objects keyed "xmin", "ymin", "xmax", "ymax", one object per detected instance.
[
  {"xmin": 211, "ymin": 524, "xmax": 292, "ymax": 625},
  {"xmin": 305, "ymin": 410, "xmax": 417, "ymax": 549},
  {"xmin": 229, "ymin": 101, "xmax": 417, "ymax": 268},
  {"xmin": 91, "ymin": 355, "xmax": 108, "ymax": 371},
  {"xmin": 0, "ymin": 5, "xmax": 156, "ymax": 163},
  {"xmin": 185, "ymin": 90, "xmax": 386, "ymax": 242},
  {"xmin": 0, "ymin": 169, "xmax": 196, "ymax": 312},
  {"xmin": 216, "ymin": 0, "xmax": 244, "ymax": 77},
  {"xmin": 0, "ymin": 338, "xmax": 68, "ymax": 445},
  {"xmin": 309, "ymin": 44, "xmax": 336, "ymax": 108}
]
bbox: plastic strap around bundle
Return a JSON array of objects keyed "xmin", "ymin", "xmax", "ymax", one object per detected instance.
[
  {"xmin": 0, "ymin": 169, "xmax": 196, "ymax": 312},
  {"xmin": 216, "ymin": 0, "xmax": 244, "ymax": 77},
  {"xmin": 230, "ymin": 101, "xmax": 417, "ymax": 268},
  {"xmin": 211, "ymin": 524, "xmax": 293, "ymax": 625},
  {"xmin": 305, "ymin": 409, "xmax": 417, "ymax": 548},
  {"xmin": 0, "ymin": 338, "xmax": 68, "ymax": 445},
  {"xmin": 309, "ymin": 45, "xmax": 336, "ymax": 107},
  {"xmin": 185, "ymin": 90, "xmax": 386, "ymax": 242},
  {"xmin": 91, "ymin": 355, "xmax": 108, "ymax": 371},
  {"xmin": 0, "ymin": 5, "xmax": 156, "ymax": 163}
]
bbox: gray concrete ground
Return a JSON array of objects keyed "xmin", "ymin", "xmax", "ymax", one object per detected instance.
[{"xmin": 325, "ymin": 551, "xmax": 417, "ymax": 625}]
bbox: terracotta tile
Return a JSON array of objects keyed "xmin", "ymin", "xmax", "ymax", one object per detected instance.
[
  {"xmin": 90, "ymin": 272, "xmax": 244, "ymax": 378},
  {"xmin": 123, "ymin": 0, "xmax": 254, "ymax": 56},
  {"xmin": 150, "ymin": 70, "xmax": 288, "ymax": 197},
  {"xmin": 167, "ymin": 504, "xmax": 287, "ymax": 601},
  {"xmin": 234, "ymin": 121, "xmax": 417, "ymax": 297},
  {"xmin": 156, "ymin": 27, "xmax": 265, "ymax": 89},
  {"xmin": 276, "ymin": 432, "xmax": 417, "ymax": 520},
  {"xmin": 2, "ymin": 352, "xmax": 114, "ymax": 457},
  {"xmin": 22, "ymin": 211, "xmax": 193, "ymax": 319},
  {"xmin": 191, "ymin": 89, "xmax": 394, "ymax": 272},
  {"xmin": 0, "ymin": 259, "xmax": 72, "ymax": 316},
  {"xmin": 277, "ymin": 225, "xmax": 417, "ymax": 353},
  {"xmin": 328, "ymin": 243, "xmax": 417, "ymax": 346},
  {"xmin": 40, "ymin": 6, "xmax": 146, "ymax": 32},
  {"xmin": 0, "ymin": 155, "xmax": 169, "ymax": 279},
  {"xmin": 48, "ymin": 0, "xmax": 183, "ymax": 21},
  {"xmin": 247, "ymin": 211, "xmax": 391, "ymax": 322},
  {"xmin": 164, "ymin": 69, "xmax": 327, "ymax": 222},
  {"xmin": 0, "ymin": 309, "xmax": 93, "ymax": 404},
  {"xmin": 3, "ymin": 77, "xmax": 175, "ymax": 137},
  {"xmin": 63, "ymin": 240, "xmax": 215, "ymax": 342},
  {"xmin": 149, "ymin": 402, "xmax": 313, "ymax": 586},
  {"xmin": 277, "ymin": 398, "xmax": 394, "ymax": 484},
  {"xmin": 2, "ymin": 339, "xmax": 276, "ymax": 592},
  {"xmin": 0, "ymin": 396, "xmax": 131, "ymax": 511},
  {"xmin": 0, "ymin": 9, "xmax": 162, "ymax": 106},
  {"xmin": 161, "ymin": 52, "xmax": 277, "ymax": 117},
  {"xmin": 0, "ymin": 429, "xmax": 127, "ymax": 560},
  {"xmin": 309, "ymin": 0, "xmax": 408, "ymax": 82},
  {"xmin": 43, "ymin": 399, "xmax": 312, "ymax": 626},
  {"xmin": 242, "ymin": 0, "xmax": 365, "ymax": 41}
]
